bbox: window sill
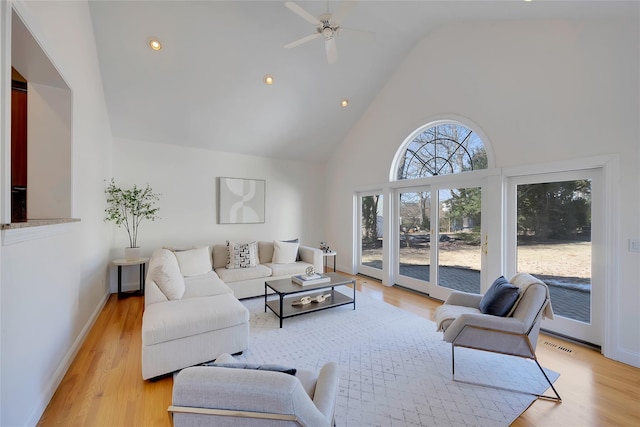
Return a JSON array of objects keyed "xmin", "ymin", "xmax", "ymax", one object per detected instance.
[{"xmin": 1, "ymin": 218, "xmax": 80, "ymax": 245}]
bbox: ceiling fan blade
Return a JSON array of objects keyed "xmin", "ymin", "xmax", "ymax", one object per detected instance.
[
  {"xmin": 285, "ymin": 1, "xmax": 322, "ymax": 26},
  {"xmin": 339, "ymin": 27, "xmax": 376, "ymax": 42},
  {"xmin": 331, "ymin": 0, "xmax": 358, "ymax": 25},
  {"xmin": 285, "ymin": 33, "xmax": 322, "ymax": 49},
  {"xmin": 325, "ymin": 37, "xmax": 337, "ymax": 64}
]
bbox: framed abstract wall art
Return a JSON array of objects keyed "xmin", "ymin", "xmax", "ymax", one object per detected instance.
[{"xmin": 217, "ymin": 177, "xmax": 265, "ymax": 224}]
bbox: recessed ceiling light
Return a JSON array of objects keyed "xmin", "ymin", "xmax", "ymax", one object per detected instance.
[
  {"xmin": 148, "ymin": 38, "xmax": 162, "ymax": 51},
  {"xmin": 263, "ymin": 75, "xmax": 274, "ymax": 85},
  {"xmin": 340, "ymin": 99, "xmax": 349, "ymax": 108}
]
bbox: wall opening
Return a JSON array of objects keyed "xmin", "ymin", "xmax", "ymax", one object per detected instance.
[{"xmin": 8, "ymin": 7, "xmax": 72, "ymax": 224}]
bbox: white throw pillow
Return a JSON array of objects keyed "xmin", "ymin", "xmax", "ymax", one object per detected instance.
[
  {"xmin": 272, "ymin": 240, "xmax": 300, "ymax": 264},
  {"xmin": 173, "ymin": 246, "xmax": 212, "ymax": 277},
  {"xmin": 226, "ymin": 241, "xmax": 257, "ymax": 269},
  {"xmin": 149, "ymin": 249, "xmax": 185, "ymax": 300}
]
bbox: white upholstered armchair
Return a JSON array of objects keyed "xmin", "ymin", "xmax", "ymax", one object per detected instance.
[
  {"xmin": 169, "ymin": 353, "xmax": 339, "ymax": 426},
  {"xmin": 434, "ymin": 272, "xmax": 561, "ymax": 401}
]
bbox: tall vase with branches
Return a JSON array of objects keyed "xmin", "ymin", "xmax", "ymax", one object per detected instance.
[{"xmin": 104, "ymin": 179, "xmax": 160, "ymax": 252}]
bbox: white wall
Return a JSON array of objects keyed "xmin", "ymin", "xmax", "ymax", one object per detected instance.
[
  {"xmin": 0, "ymin": 1, "xmax": 113, "ymax": 426},
  {"xmin": 27, "ymin": 82, "xmax": 72, "ymax": 219},
  {"xmin": 110, "ymin": 137, "xmax": 326, "ymax": 291},
  {"xmin": 325, "ymin": 18, "xmax": 639, "ymax": 367}
]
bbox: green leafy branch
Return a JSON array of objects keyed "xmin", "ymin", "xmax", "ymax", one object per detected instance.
[{"xmin": 104, "ymin": 179, "xmax": 160, "ymax": 248}]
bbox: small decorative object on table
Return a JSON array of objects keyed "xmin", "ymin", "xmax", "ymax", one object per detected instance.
[
  {"xmin": 291, "ymin": 296, "xmax": 313, "ymax": 306},
  {"xmin": 292, "ymin": 268, "xmax": 331, "ymax": 286}
]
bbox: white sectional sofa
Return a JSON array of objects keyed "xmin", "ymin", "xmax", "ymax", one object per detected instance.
[
  {"xmin": 212, "ymin": 241, "xmax": 324, "ymax": 299},
  {"xmin": 141, "ymin": 241, "xmax": 324, "ymax": 379}
]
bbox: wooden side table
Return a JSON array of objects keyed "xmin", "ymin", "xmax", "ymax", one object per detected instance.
[
  {"xmin": 112, "ymin": 257, "xmax": 149, "ymax": 299},
  {"xmin": 322, "ymin": 251, "xmax": 337, "ymax": 273}
]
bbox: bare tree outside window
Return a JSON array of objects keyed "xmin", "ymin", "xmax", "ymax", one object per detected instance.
[{"xmin": 397, "ymin": 124, "xmax": 487, "ymax": 180}]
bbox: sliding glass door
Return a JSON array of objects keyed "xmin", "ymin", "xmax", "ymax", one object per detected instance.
[
  {"xmin": 358, "ymin": 193, "xmax": 384, "ymax": 280},
  {"xmin": 507, "ymin": 169, "xmax": 602, "ymax": 346},
  {"xmin": 395, "ymin": 183, "xmax": 483, "ymax": 300},
  {"xmin": 436, "ymin": 187, "xmax": 482, "ymax": 295},
  {"xmin": 397, "ymin": 189, "xmax": 431, "ymax": 293}
]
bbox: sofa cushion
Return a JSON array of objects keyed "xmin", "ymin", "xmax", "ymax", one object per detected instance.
[
  {"xmin": 142, "ymin": 293, "xmax": 249, "ymax": 346},
  {"xmin": 215, "ymin": 264, "xmax": 272, "ymax": 283},
  {"xmin": 272, "ymin": 240, "xmax": 300, "ymax": 264},
  {"xmin": 163, "ymin": 245, "xmax": 196, "ymax": 252},
  {"xmin": 265, "ymin": 261, "xmax": 314, "ymax": 277},
  {"xmin": 257, "ymin": 241, "xmax": 275, "ymax": 264},
  {"xmin": 182, "ymin": 272, "xmax": 233, "ymax": 299},
  {"xmin": 283, "ymin": 238, "xmax": 302, "ymax": 261},
  {"xmin": 148, "ymin": 249, "xmax": 185, "ymax": 300},
  {"xmin": 174, "ymin": 246, "xmax": 212, "ymax": 277},
  {"xmin": 479, "ymin": 276, "xmax": 520, "ymax": 317},
  {"xmin": 226, "ymin": 241, "xmax": 258, "ymax": 269},
  {"xmin": 212, "ymin": 244, "xmax": 229, "ymax": 269}
]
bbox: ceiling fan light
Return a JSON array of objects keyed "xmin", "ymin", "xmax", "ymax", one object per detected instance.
[{"xmin": 148, "ymin": 38, "xmax": 162, "ymax": 51}]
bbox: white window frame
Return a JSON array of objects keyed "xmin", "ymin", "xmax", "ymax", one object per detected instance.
[{"xmin": 503, "ymin": 154, "xmax": 619, "ymax": 355}]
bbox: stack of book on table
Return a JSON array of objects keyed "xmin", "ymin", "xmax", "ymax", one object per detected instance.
[{"xmin": 292, "ymin": 273, "xmax": 331, "ymax": 286}]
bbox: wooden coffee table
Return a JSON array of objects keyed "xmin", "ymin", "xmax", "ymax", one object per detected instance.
[{"xmin": 265, "ymin": 272, "xmax": 356, "ymax": 328}]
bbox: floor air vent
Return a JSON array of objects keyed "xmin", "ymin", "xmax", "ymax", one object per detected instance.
[{"xmin": 543, "ymin": 341, "xmax": 574, "ymax": 353}]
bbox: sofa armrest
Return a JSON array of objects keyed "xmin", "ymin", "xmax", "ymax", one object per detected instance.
[
  {"xmin": 312, "ymin": 362, "xmax": 339, "ymax": 423},
  {"xmin": 144, "ymin": 277, "xmax": 169, "ymax": 307},
  {"xmin": 443, "ymin": 313, "xmax": 527, "ymax": 343},
  {"xmin": 444, "ymin": 291, "xmax": 483, "ymax": 308},
  {"xmin": 299, "ymin": 245, "xmax": 324, "ymax": 274}
]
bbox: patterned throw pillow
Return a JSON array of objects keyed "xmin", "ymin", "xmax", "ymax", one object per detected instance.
[{"xmin": 226, "ymin": 241, "xmax": 257, "ymax": 269}]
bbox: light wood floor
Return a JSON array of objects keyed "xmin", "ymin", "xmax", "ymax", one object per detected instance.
[{"xmin": 38, "ymin": 274, "xmax": 640, "ymax": 426}]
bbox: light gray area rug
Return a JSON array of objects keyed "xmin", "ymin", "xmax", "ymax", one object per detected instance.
[{"xmin": 235, "ymin": 290, "xmax": 559, "ymax": 426}]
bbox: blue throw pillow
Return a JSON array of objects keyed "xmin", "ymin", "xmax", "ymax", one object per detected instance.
[
  {"xmin": 205, "ymin": 361, "xmax": 297, "ymax": 376},
  {"xmin": 479, "ymin": 276, "xmax": 520, "ymax": 317}
]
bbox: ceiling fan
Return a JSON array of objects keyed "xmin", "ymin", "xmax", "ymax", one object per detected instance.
[{"xmin": 284, "ymin": 0, "xmax": 374, "ymax": 64}]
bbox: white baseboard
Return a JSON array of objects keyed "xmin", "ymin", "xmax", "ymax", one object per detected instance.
[
  {"xmin": 606, "ymin": 346, "xmax": 640, "ymax": 369},
  {"xmin": 26, "ymin": 291, "xmax": 110, "ymax": 426}
]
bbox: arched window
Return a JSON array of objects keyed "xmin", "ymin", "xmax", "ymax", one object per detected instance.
[{"xmin": 396, "ymin": 122, "xmax": 487, "ymax": 180}]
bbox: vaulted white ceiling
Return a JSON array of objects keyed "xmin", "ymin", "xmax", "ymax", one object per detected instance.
[{"xmin": 88, "ymin": 0, "xmax": 634, "ymax": 162}]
